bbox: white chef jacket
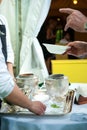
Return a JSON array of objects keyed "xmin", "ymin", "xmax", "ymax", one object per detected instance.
[{"xmin": 0, "ymin": 15, "xmax": 14, "ymax": 99}]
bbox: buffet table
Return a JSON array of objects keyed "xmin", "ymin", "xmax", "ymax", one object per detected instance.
[{"xmin": 0, "ymin": 83, "xmax": 87, "ymax": 130}]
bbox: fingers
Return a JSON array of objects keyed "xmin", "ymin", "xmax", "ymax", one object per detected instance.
[
  {"xmin": 64, "ymin": 14, "xmax": 73, "ymax": 31},
  {"xmin": 37, "ymin": 103, "xmax": 46, "ymax": 115},
  {"xmin": 40, "ymin": 104, "xmax": 46, "ymax": 115},
  {"xmin": 31, "ymin": 101, "xmax": 46, "ymax": 115},
  {"xmin": 63, "ymin": 46, "xmax": 71, "ymax": 55},
  {"xmin": 63, "ymin": 42, "xmax": 75, "ymax": 54},
  {"xmin": 59, "ymin": 8, "xmax": 76, "ymax": 31},
  {"xmin": 59, "ymin": 8, "xmax": 76, "ymax": 14},
  {"xmin": 65, "ymin": 48, "xmax": 77, "ymax": 57},
  {"xmin": 42, "ymin": 103, "xmax": 46, "ymax": 111},
  {"xmin": 64, "ymin": 19, "xmax": 72, "ymax": 31},
  {"xmin": 67, "ymin": 41, "xmax": 77, "ymax": 47}
]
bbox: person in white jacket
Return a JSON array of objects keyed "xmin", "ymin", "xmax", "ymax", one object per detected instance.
[{"xmin": 0, "ymin": 15, "xmax": 46, "ymax": 115}]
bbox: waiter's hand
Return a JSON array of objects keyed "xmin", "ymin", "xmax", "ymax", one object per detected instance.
[
  {"xmin": 65, "ymin": 41, "xmax": 87, "ymax": 57},
  {"xmin": 29, "ymin": 101, "xmax": 46, "ymax": 115}
]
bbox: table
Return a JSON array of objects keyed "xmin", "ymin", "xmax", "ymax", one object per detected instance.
[
  {"xmin": 0, "ymin": 104, "xmax": 87, "ymax": 130},
  {"xmin": 0, "ymin": 83, "xmax": 87, "ymax": 130}
]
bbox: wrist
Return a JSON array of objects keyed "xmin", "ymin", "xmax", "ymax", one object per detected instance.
[{"xmin": 27, "ymin": 100, "xmax": 33, "ymax": 111}]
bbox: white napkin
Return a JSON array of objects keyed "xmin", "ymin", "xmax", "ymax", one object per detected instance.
[{"xmin": 77, "ymin": 85, "xmax": 87, "ymax": 97}]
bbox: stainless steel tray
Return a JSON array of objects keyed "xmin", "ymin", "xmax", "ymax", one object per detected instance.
[{"xmin": 0, "ymin": 90, "xmax": 75, "ymax": 116}]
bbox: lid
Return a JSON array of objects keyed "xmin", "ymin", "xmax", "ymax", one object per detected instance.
[
  {"xmin": 16, "ymin": 74, "xmax": 38, "ymax": 80},
  {"xmin": 48, "ymin": 74, "xmax": 64, "ymax": 79}
]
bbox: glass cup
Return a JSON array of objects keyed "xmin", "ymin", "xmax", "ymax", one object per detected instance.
[
  {"xmin": 15, "ymin": 74, "xmax": 39, "ymax": 112},
  {"xmin": 45, "ymin": 74, "xmax": 69, "ymax": 98},
  {"xmin": 16, "ymin": 74, "xmax": 39, "ymax": 99},
  {"xmin": 45, "ymin": 74, "xmax": 69, "ymax": 113}
]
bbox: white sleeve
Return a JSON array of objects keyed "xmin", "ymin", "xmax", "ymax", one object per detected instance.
[
  {"xmin": 0, "ymin": 52, "xmax": 15, "ymax": 99},
  {"xmin": 2, "ymin": 15, "xmax": 14, "ymax": 64}
]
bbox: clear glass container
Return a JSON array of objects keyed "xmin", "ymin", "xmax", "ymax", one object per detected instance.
[
  {"xmin": 12, "ymin": 74, "xmax": 39, "ymax": 112},
  {"xmin": 45, "ymin": 74, "xmax": 69, "ymax": 97},
  {"xmin": 16, "ymin": 74, "xmax": 39, "ymax": 99},
  {"xmin": 45, "ymin": 74, "xmax": 69, "ymax": 113}
]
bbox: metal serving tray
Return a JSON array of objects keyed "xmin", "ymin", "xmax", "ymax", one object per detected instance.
[{"xmin": 0, "ymin": 90, "xmax": 75, "ymax": 116}]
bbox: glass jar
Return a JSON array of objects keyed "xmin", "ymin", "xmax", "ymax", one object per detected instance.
[
  {"xmin": 16, "ymin": 74, "xmax": 39, "ymax": 99},
  {"xmin": 45, "ymin": 74, "xmax": 69, "ymax": 98}
]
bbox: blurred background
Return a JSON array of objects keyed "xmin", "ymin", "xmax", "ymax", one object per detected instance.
[
  {"xmin": 48, "ymin": 0, "xmax": 87, "ymax": 43},
  {"xmin": 38, "ymin": 0, "xmax": 87, "ymax": 74},
  {"xmin": 0, "ymin": 0, "xmax": 87, "ymax": 75}
]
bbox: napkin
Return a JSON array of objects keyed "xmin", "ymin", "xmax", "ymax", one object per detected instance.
[{"xmin": 75, "ymin": 85, "xmax": 87, "ymax": 105}]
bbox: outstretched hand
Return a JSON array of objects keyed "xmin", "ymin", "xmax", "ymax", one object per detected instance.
[{"xmin": 59, "ymin": 8, "xmax": 87, "ymax": 32}]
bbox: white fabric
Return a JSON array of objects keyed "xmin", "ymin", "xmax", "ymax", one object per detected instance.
[
  {"xmin": 77, "ymin": 85, "xmax": 87, "ymax": 97},
  {"xmin": 20, "ymin": 0, "xmax": 51, "ymax": 82},
  {"xmin": 0, "ymin": 15, "xmax": 14, "ymax": 63},
  {"xmin": 0, "ymin": 0, "xmax": 16, "ymax": 64},
  {"xmin": 0, "ymin": 15, "xmax": 14, "ymax": 99}
]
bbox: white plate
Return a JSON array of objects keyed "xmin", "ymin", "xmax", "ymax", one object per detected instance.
[{"xmin": 43, "ymin": 43, "xmax": 70, "ymax": 54}]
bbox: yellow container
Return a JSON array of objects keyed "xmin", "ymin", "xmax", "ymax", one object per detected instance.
[{"xmin": 51, "ymin": 60, "xmax": 87, "ymax": 83}]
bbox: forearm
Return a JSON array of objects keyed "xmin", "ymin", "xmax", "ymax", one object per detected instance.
[
  {"xmin": 5, "ymin": 84, "xmax": 32, "ymax": 110},
  {"xmin": 6, "ymin": 62, "xmax": 15, "ymax": 78}
]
